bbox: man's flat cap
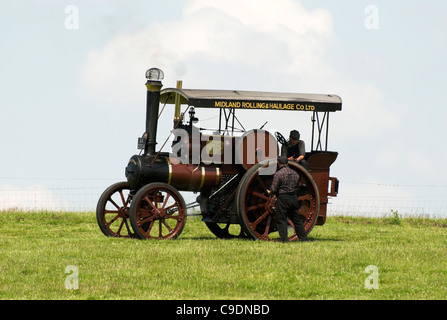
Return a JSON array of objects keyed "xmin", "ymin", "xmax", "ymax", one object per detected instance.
[{"xmin": 278, "ymin": 156, "xmax": 288, "ymax": 165}]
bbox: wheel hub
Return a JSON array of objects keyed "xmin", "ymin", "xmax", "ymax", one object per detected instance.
[
  {"xmin": 118, "ymin": 207, "xmax": 129, "ymax": 219},
  {"xmin": 152, "ymin": 208, "xmax": 165, "ymax": 219}
]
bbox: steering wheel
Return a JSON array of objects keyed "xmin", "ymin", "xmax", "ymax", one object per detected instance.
[{"xmin": 275, "ymin": 131, "xmax": 287, "ymax": 146}]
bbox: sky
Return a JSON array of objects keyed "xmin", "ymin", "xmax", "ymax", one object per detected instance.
[{"xmin": 1, "ymin": 0, "xmax": 446, "ymax": 216}]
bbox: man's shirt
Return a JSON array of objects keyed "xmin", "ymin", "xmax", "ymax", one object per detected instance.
[
  {"xmin": 270, "ymin": 165, "xmax": 299, "ymax": 195},
  {"xmin": 280, "ymin": 140, "xmax": 305, "ymax": 159}
]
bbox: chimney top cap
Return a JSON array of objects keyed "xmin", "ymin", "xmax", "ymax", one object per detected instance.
[{"xmin": 146, "ymin": 68, "xmax": 164, "ymax": 81}]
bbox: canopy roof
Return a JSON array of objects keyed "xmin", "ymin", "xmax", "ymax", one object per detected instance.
[{"xmin": 160, "ymin": 88, "xmax": 342, "ymax": 112}]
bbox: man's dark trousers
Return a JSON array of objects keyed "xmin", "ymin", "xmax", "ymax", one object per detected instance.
[{"xmin": 276, "ymin": 193, "xmax": 308, "ymax": 242}]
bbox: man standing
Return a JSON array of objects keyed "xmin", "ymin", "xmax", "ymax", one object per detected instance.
[
  {"xmin": 280, "ymin": 130, "xmax": 309, "ymax": 170},
  {"xmin": 267, "ymin": 156, "xmax": 308, "ymax": 242}
]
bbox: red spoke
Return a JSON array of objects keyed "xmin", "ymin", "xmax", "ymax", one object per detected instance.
[
  {"xmin": 119, "ymin": 190, "xmax": 126, "ymax": 207},
  {"xmin": 116, "ymin": 219, "xmax": 125, "ymax": 235},
  {"xmin": 105, "ymin": 214, "xmax": 119, "ymax": 227},
  {"xmin": 158, "ymin": 220, "xmax": 163, "ymax": 238},
  {"xmin": 137, "ymin": 207, "xmax": 155, "ymax": 224},
  {"xmin": 145, "ymin": 196, "xmax": 158, "ymax": 211},
  {"xmin": 145, "ymin": 220, "xmax": 155, "ymax": 238},
  {"xmin": 139, "ymin": 215, "xmax": 156, "ymax": 225},
  {"xmin": 162, "ymin": 220, "xmax": 173, "ymax": 233},
  {"xmin": 262, "ymin": 215, "xmax": 272, "ymax": 237},
  {"xmin": 250, "ymin": 210, "xmax": 270, "ymax": 229},
  {"xmin": 104, "ymin": 210, "xmax": 119, "ymax": 215},
  {"xmin": 251, "ymin": 191, "xmax": 269, "ymax": 201},
  {"xmin": 161, "ymin": 193, "xmax": 171, "ymax": 209},
  {"xmin": 247, "ymin": 202, "xmax": 265, "ymax": 212},
  {"xmin": 108, "ymin": 198, "xmax": 120, "ymax": 210}
]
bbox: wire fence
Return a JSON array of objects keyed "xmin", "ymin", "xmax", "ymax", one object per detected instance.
[
  {"xmin": 328, "ymin": 182, "xmax": 447, "ymax": 218},
  {"xmin": 0, "ymin": 178, "xmax": 446, "ymax": 218},
  {"xmin": 0, "ymin": 184, "xmax": 107, "ymax": 212}
]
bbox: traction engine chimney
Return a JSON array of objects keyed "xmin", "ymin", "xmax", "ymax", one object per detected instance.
[{"xmin": 144, "ymin": 68, "xmax": 164, "ymax": 156}]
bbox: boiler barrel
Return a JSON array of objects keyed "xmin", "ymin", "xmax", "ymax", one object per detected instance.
[{"xmin": 125, "ymin": 155, "xmax": 222, "ymax": 191}]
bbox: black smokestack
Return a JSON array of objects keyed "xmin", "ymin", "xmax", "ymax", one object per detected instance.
[{"xmin": 144, "ymin": 68, "xmax": 164, "ymax": 156}]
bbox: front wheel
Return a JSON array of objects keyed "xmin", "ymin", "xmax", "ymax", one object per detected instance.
[
  {"xmin": 96, "ymin": 181, "xmax": 134, "ymax": 238},
  {"xmin": 129, "ymin": 183, "xmax": 187, "ymax": 240}
]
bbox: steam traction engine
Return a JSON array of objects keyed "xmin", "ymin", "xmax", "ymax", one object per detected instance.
[{"xmin": 96, "ymin": 68, "xmax": 342, "ymax": 241}]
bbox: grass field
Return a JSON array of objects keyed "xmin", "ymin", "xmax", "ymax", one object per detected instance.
[{"xmin": 0, "ymin": 211, "xmax": 446, "ymax": 300}]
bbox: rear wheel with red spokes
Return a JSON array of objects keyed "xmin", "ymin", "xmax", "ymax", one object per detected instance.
[{"xmin": 236, "ymin": 161, "xmax": 320, "ymax": 241}]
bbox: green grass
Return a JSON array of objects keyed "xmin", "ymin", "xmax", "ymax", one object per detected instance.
[{"xmin": 0, "ymin": 211, "xmax": 446, "ymax": 300}]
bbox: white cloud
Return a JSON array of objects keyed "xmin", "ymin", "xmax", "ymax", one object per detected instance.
[
  {"xmin": 81, "ymin": 0, "xmax": 404, "ymax": 167},
  {"xmin": 81, "ymin": 0, "xmax": 336, "ymax": 102},
  {"xmin": 182, "ymin": 0, "xmax": 334, "ymax": 73},
  {"xmin": 185, "ymin": 0, "xmax": 333, "ymax": 35}
]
